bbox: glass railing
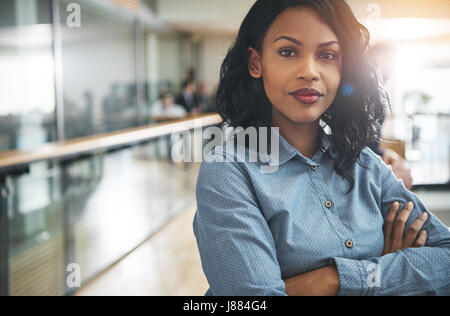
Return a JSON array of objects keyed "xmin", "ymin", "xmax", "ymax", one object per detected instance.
[{"xmin": 0, "ymin": 114, "xmax": 222, "ymax": 296}]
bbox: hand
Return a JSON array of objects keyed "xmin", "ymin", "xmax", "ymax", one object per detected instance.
[
  {"xmin": 283, "ymin": 265, "xmax": 339, "ymax": 296},
  {"xmin": 382, "ymin": 201, "xmax": 428, "ymax": 255},
  {"xmin": 382, "ymin": 149, "xmax": 413, "ymax": 190}
]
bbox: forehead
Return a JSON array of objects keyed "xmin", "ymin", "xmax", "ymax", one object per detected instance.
[{"xmin": 263, "ymin": 6, "xmax": 338, "ymax": 46}]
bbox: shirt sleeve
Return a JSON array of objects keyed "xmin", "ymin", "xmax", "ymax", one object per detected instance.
[
  {"xmin": 193, "ymin": 156, "xmax": 287, "ymax": 296},
  {"xmin": 333, "ymin": 150, "xmax": 450, "ymax": 296}
]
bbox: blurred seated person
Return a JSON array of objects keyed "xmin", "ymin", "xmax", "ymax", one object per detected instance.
[
  {"xmin": 195, "ymin": 82, "xmax": 218, "ymax": 113},
  {"xmin": 176, "ymin": 80, "xmax": 200, "ymax": 114},
  {"xmin": 370, "ymin": 43, "xmax": 413, "ymax": 190},
  {"xmin": 195, "ymin": 82, "xmax": 210, "ymax": 113},
  {"xmin": 379, "ymin": 146, "xmax": 413, "ymax": 190},
  {"xmin": 150, "ymin": 91, "xmax": 187, "ymax": 121}
]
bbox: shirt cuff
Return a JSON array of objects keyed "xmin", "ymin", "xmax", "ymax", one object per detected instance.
[{"xmin": 332, "ymin": 257, "xmax": 368, "ymax": 296}]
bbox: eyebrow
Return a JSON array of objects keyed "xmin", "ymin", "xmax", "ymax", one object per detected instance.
[{"xmin": 273, "ymin": 36, "xmax": 340, "ymax": 48}]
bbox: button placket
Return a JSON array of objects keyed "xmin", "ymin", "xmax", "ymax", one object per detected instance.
[{"xmin": 306, "ymin": 160, "xmax": 352, "ymax": 257}]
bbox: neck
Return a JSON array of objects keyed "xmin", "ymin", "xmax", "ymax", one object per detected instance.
[{"xmin": 272, "ymin": 109, "xmax": 320, "ymax": 159}]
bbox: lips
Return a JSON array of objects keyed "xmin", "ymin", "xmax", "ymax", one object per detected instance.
[{"xmin": 291, "ymin": 88, "xmax": 324, "ymax": 105}]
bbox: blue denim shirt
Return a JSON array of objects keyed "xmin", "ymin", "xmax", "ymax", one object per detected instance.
[{"xmin": 193, "ymin": 127, "xmax": 450, "ymax": 296}]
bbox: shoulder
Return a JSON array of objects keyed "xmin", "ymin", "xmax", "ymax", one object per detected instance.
[
  {"xmin": 358, "ymin": 146, "xmax": 392, "ymax": 180},
  {"xmin": 198, "ymin": 133, "xmax": 252, "ymax": 188},
  {"xmin": 360, "ymin": 146, "xmax": 385, "ymax": 167},
  {"xmin": 200, "ymin": 136, "xmax": 241, "ymax": 177},
  {"xmin": 173, "ymin": 104, "xmax": 187, "ymax": 114},
  {"xmin": 196, "ymin": 151, "xmax": 257, "ymax": 211}
]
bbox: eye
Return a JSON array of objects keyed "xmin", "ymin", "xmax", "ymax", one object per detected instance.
[
  {"xmin": 278, "ymin": 48, "xmax": 297, "ymax": 58},
  {"xmin": 319, "ymin": 51, "xmax": 338, "ymax": 60}
]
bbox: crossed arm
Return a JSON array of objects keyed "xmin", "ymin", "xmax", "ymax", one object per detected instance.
[{"xmin": 284, "ymin": 201, "xmax": 430, "ymax": 296}]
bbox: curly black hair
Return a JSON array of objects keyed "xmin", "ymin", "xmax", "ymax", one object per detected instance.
[{"xmin": 216, "ymin": 0, "xmax": 389, "ymax": 192}]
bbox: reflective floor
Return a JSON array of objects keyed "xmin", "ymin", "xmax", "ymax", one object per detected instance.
[{"xmin": 75, "ymin": 203, "xmax": 209, "ymax": 296}]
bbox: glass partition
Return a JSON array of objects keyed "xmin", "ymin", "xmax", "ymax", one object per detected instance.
[
  {"xmin": 395, "ymin": 66, "xmax": 450, "ymax": 186},
  {"xmin": 0, "ymin": 0, "xmax": 56, "ymax": 152},
  {"xmin": 60, "ymin": 0, "xmax": 138, "ymax": 138},
  {"xmin": 5, "ymin": 131, "xmax": 202, "ymax": 295},
  {"xmin": 7, "ymin": 161, "xmax": 65, "ymax": 296}
]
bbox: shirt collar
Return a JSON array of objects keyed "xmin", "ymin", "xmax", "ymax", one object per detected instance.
[{"xmin": 267, "ymin": 127, "xmax": 338, "ymax": 166}]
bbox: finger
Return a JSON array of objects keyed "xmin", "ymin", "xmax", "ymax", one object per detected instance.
[
  {"xmin": 414, "ymin": 230, "xmax": 427, "ymax": 248},
  {"xmin": 391, "ymin": 201, "xmax": 414, "ymax": 252},
  {"xmin": 403, "ymin": 212, "xmax": 428, "ymax": 248},
  {"xmin": 383, "ymin": 202, "xmax": 400, "ymax": 254}
]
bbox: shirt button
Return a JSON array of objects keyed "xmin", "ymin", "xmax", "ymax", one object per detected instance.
[
  {"xmin": 310, "ymin": 165, "xmax": 318, "ymax": 171},
  {"xmin": 345, "ymin": 240, "xmax": 353, "ymax": 248},
  {"xmin": 325, "ymin": 201, "xmax": 332, "ymax": 208}
]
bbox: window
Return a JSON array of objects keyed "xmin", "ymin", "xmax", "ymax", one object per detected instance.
[
  {"xmin": 60, "ymin": 0, "xmax": 138, "ymax": 138},
  {"xmin": 0, "ymin": 0, "xmax": 56, "ymax": 152}
]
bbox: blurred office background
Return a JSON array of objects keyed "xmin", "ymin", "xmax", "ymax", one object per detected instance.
[{"xmin": 0, "ymin": 0, "xmax": 448, "ymax": 296}]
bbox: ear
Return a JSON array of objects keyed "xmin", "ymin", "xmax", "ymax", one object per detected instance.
[{"xmin": 248, "ymin": 47, "xmax": 262, "ymax": 78}]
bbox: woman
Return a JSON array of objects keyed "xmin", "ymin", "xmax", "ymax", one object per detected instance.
[{"xmin": 194, "ymin": 0, "xmax": 450, "ymax": 296}]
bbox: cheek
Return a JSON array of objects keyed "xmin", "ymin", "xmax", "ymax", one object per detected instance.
[
  {"xmin": 325, "ymin": 67, "xmax": 342, "ymax": 97},
  {"xmin": 261, "ymin": 63, "xmax": 291, "ymax": 101}
]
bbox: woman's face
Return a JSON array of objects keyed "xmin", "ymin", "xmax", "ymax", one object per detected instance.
[{"xmin": 249, "ymin": 6, "xmax": 342, "ymax": 124}]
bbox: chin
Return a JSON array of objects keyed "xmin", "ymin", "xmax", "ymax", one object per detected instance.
[{"xmin": 287, "ymin": 110, "xmax": 323, "ymax": 124}]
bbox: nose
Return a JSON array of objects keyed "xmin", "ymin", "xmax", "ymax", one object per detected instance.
[{"xmin": 295, "ymin": 56, "xmax": 319, "ymax": 82}]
